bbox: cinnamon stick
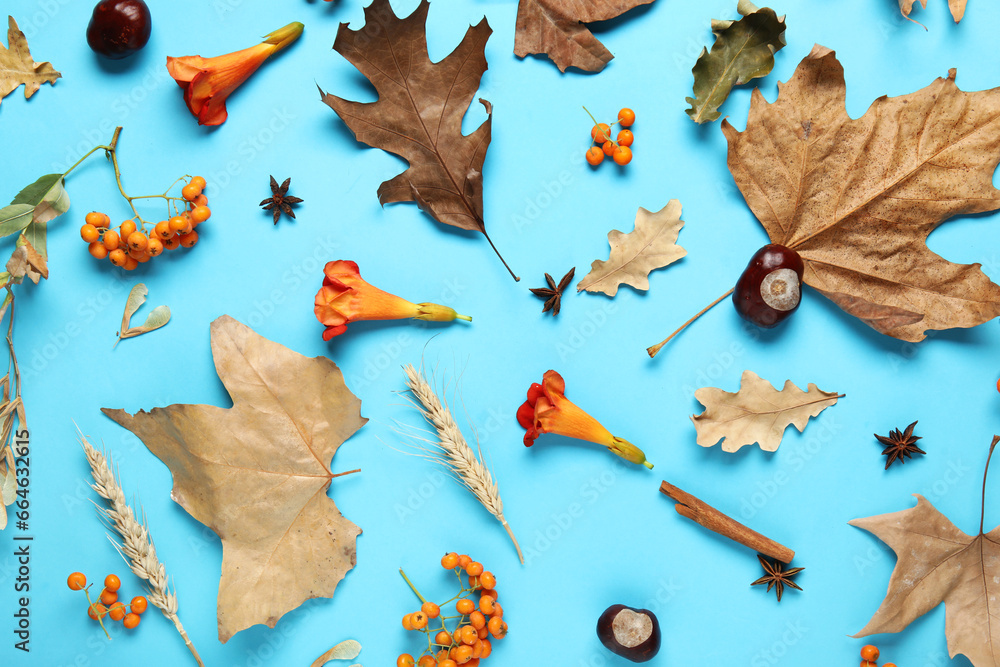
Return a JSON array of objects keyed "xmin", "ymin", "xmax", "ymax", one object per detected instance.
[{"xmin": 659, "ymin": 480, "xmax": 795, "ymax": 563}]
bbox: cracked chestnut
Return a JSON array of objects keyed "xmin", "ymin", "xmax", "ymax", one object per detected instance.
[
  {"xmin": 733, "ymin": 244, "xmax": 804, "ymax": 328},
  {"xmin": 596, "ymin": 604, "xmax": 661, "ymax": 662}
]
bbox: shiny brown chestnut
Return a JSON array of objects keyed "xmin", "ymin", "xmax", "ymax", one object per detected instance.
[
  {"xmin": 86, "ymin": 0, "xmax": 152, "ymax": 60},
  {"xmin": 733, "ymin": 244, "xmax": 804, "ymax": 328},
  {"xmin": 596, "ymin": 604, "xmax": 661, "ymax": 662}
]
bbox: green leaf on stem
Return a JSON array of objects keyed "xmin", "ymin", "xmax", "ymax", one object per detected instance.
[
  {"xmin": 10, "ymin": 173, "xmax": 69, "ymax": 259},
  {"xmin": 0, "ymin": 204, "xmax": 34, "ymax": 238}
]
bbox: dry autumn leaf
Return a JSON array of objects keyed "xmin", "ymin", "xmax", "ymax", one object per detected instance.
[
  {"xmin": 687, "ymin": 2, "xmax": 786, "ymax": 124},
  {"xmin": 577, "ymin": 200, "xmax": 686, "ymax": 296},
  {"xmin": 692, "ymin": 370, "xmax": 842, "ymax": 453},
  {"xmin": 115, "ymin": 283, "xmax": 170, "ymax": 346},
  {"xmin": 724, "ymin": 45, "xmax": 1000, "ymax": 342},
  {"xmin": 0, "ymin": 16, "xmax": 60, "ymax": 106},
  {"xmin": 850, "ymin": 436, "xmax": 1000, "ymax": 666},
  {"xmin": 310, "ymin": 639, "xmax": 362, "ymax": 667},
  {"xmin": 514, "ymin": 0, "xmax": 656, "ymax": 73},
  {"xmin": 102, "ymin": 316, "xmax": 367, "ymax": 642},
  {"xmin": 320, "ymin": 0, "xmax": 517, "ymax": 280},
  {"xmin": 900, "ymin": 0, "xmax": 966, "ymax": 24}
]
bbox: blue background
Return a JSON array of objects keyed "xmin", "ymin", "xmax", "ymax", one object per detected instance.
[{"xmin": 1, "ymin": 0, "xmax": 999, "ymax": 665}]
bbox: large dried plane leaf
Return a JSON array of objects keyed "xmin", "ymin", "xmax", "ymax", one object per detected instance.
[
  {"xmin": 692, "ymin": 370, "xmax": 841, "ymax": 453},
  {"xmin": 900, "ymin": 0, "xmax": 966, "ymax": 24},
  {"xmin": 319, "ymin": 0, "xmax": 505, "ymax": 259},
  {"xmin": 0, "ymin": 16, "xmax": 60, "ymax": 106},
  {"xmin": 724, "ymin": 45, "xmax": 1000, "ymax": 342},
  {"xmin": 102, "ymin": 316, "xmax": 367, "ymax": 643},
  {"xmin": 577, "ymin": 200, "xmax": 686, "ymax": 296},
  {"xmin": 514, "ymin": 0, "xmax": 656, "ymax": 73},
  {"xmin": 686, "ymin": 3, "xmax": 786, "ymax": 124},
  {"xmin": 851, "ymin": 493, "xmax": 999, "ymax": 665}
]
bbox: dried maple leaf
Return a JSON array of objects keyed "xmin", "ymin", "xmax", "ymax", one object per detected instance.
[
  {"xmin": 692, "ymin": 370, "xmax": 842, "ymax": 453},
  {"xmin": 577, "ymin": 200, "xmax": 686, "ymax": 297},
  {"xmin": 513, "ymin": 0, "xmax": 656, "ymax": 73},
  {"xmin": 102, "ymin": 316, "xmax": 367, "ymax": 643},
  {"xmin": 320, "ymin": 0, "xmax": 517, "ymax": 280},
  {"xmin": 724, "ymin": 45, "xmax": 1000, "ymax": 342},
  {"xmin": 850, "ymin": 436, "xmax": 1000, "ymax": 666},
  {"xmin": 0, "ymin": 16, "xmax": 60, "ymax": 106},
  {"xmin": 687, "ymin": 2, "xmax": 786, "ymax": 124},
  {"xmin": 900, "ymin": 0, "xmax": 966, "ymax": 24}
]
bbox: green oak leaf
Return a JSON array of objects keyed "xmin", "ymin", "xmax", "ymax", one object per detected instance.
[{"xmin": 686, "ymin": 4, "xmax": 786, "ymax": 124}]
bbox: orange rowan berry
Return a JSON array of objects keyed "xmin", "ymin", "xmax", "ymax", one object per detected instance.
[
  {"xmin": 457, "ymin": 554, "xmax": 472, "ymax": 568},
  {"xmin": 85, "ymin": 212, "xmax": 107, "ymax": 227},
  {"xmin": 410, "ymin": 611, "xmax": 428, "ymax": 630},
  {"xmin": 480, "ymin": 589, "xmax": 497, "ymax": 602},
  {"xmin": 179, "ymin": 231, "xmax": 199, "ymax": 248},
  {"xmin": 441, "ymin": 552, "xmax": 459, "ymax": 569},
  {"xmin": 67, "ymin": 572, "xmax": 87, "ymax": 590},
  {"xmin": 435, "ymin": 651, "xmax": 450, "ymax": 664},
  {"xmin": 617, "ymin": 129, "xmax": 634, "ymax": 147},
  {"xmin": 181, "ymin": 183, "xmax": 201, "ymax": 201},
  {"xmin": 491, "ymin": 602, "xmax": 503, "ymax": 618},
  {"xmin": 421, "ymin": 601, "xmax": 440, "ymax": 618},
  {"xmin": 417, "ymin": 657, "xmax": 435, "ymax": 667},
  {"xmin": 402, "ymin": 613, "xmax": 414, "ymax": 630},
  {"xmin": 460, "ymin": 625, "xmax": 477, "ymax": 645},
  {"xmin": 456, "ymin": 598, "xmax": 475, "ymax": 615},
  {"xmin": 487, "ymin": 617, "xmax": 507, "ymax": 639},
  {"xmin": 88, "ymin": 603, "xmax": 107, "ymax": 620},
  {"xmin": 123, "ymin": 612, "xmax": 141, "ymax": 629},
  {"xmin": 478, "ymin": 639, "xmax": 492, "ymax": 658},
  {"xmin": 613, "ymin": 145, "xmax": 632, "ymax": 166},
  {"xmin": 860, "ymin": 646, "xmax": 879, "ymax": 661},
  {"xmin": 154, "ymin": 221, "xmax": 172, "ymax": 240},
  {"xmin": 479, "ymin": 572, "xmax": 495, "ymax": 589},
  {"xmin": 476, "ymin": 626, "xmax": 488, "ymax": 640},
  {"xmin": 465, "ymin": 561, "xmax": 483, "ymax": 577},
  {"xmin": 861, "ymin": 662, "xmax": 875, "ymax": 667},
  {"xmin": 99, "ymin": 589, "xmax": 118, "ymax": 605},
  {"xmin": 104, "ymin": 574, "xmax": 121, "ymax": 592},
  {"xmin": 108, "ymin": 249, "xmax": 127, "ymax": 267},
  {"xmin": 469, "ymin": 610, "xmax": 486, "ymax": 630},
  {"xmin": 190, "ymin": 205, "xmax": 211, "ymax": 223},
  {"xmin": 465, "ymin": 659, "xmax": 479, "ymax": 667},
  {"xmin": 471, "ymin": 639, "xmax": 483, "ymax": 658},
  {"xmin": 884, "ymin": 664, "xmax": 898, "ymax": 667},
  {"xmin": 602, "ymin": 140, "xmax": 616, "ymax": 156},
  {"xmin": 479, "ymin": 596, "xmax": 495, "ymax": 615},
  {"xmin": 146, "ymin": 237, "xmax": 163, "ymax": 257},
  {"xmin": 162, "ymin": 235, "xmax": 180, "ymax": 250},
  {"xmin": 123, "ymin": 256, "xmax": 139, "ymax": 271},
  {"xmin": 618, "ymin": 108, "xmax": 635, "ymax": 127},
  {"xmin": 586, "ymin": 146, "xmax": 604, "ymax": 166},
  {"xmin": 168, "ymin": 216, "xmax": 188, "ymax": 233},
  {"xmin": 189, "ymin": 176, "xmax": 207, "ymax": 190},
  {"xmin": 127, "ymin": 231, "xmax": 148, "ymax": 251},
  {"xmin": 120, "ymin": 220, "xmax": 137, "ymax": 238},
  {"xmin": 108, "ymin": 602, "xmax": 127, "ymax": 621},
  {"xmin": 435, "ymin": 630, "xmax": 452, "ymax": 646},
  {"xmin": 103, "ymin": 229, "xmax": 121, "ymax": 251},
  {"xmin": 193, "ymin": 194, "xmax": 208, "ymax": 207},
  {"xmin": 591, "ymin": 122, "xmax": 611, "ymax": 143},
  {"xmin": 467, "ymin": 575, "xmax": 480, "ymax": 589},
  {"xmin": 89, "ymin": 242, "xmax": 108, "ymax": 259},
  {"xmin": 452, "ymin": 646, "xmax": 473, "ymax": 663},
  {"xmin": 439, "ymin": 660, "xmax": 458, "ymax": 667},
  {"xmin": 80, "ymin": 224, "xmax": 100, "ymax": 243},
  {"xmin": 396, "ymin": 655, "xmax": 415, "ymax": 667}
]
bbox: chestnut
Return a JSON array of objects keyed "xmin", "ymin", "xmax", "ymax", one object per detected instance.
[
  {"xmin": 733, "ymin": 244, "xmax": 804, "ymax": 328},
  {"xmin": 86, "ymin": 0, "xmax": 152, "ymax": 60},
  {"xmin": 596, "ymin": 604, "xmax": 661, "ymax": 662}
]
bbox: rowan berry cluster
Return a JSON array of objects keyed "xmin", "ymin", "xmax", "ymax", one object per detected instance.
[
  {"xmin": 396, "ymin": 552, "xmax": 508, "ymax": 667},
  {"xmin": 67, "ymin": 571, "xmax": 147, "ymax": 638},
  {"xmin": 860, "ymin": 644, "xmax": 896, "ymax": 667},
  {"xmin": 585, "ymin": 107, "xmax": 635, "ymax": 167},
  {"xmin": 79, "ymin": 176, "xmax": 209, "ymax": 270}
]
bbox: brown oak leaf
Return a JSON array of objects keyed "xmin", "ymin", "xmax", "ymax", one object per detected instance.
[
  {"xmin": 320, "ymin": 0, "xmax": 516, "ymax": 280},
  {"xmin": 514, "ymin": 0, "xmax": 656, "ymax": 73},
  {"xmin": 900, "ymin": 0, "xmax": 966, "ymax": 24},
  {"xmin": 577, "ymin": 200, "xmax": 686, "ymax": 297},
  {"xmin": 850, "ymin": 436, "xmax": 1000, "ymax": 666},
  {"xmin": 724, "ymin": 45, "xmax": 1000, "ymax": 342},
  {"xmin": 102, "ymin": 316, "xmax": 367, "ymax": 642},
  {"xmin": 691, "ymin": 370, "xmax": 842, "ymax": 453},
  {"xmin": 0, "ymin": 16, "xmax": 60, "ymax": 106}
]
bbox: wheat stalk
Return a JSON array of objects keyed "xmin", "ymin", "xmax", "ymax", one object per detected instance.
[
  {"xmin": 402, "ymin": 364, "xmax": 524, "ymax": 564},
  {"xmin": 81, "ymin": 434, "xmax": 205, "ymax": 667}
]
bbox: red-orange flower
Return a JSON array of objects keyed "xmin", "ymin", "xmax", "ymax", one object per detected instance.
[
  {"xmin": 517, "ymin": 370, "xmax": 653, "ymax": 468},
  {"xmin": 166, "ymin": 22, "xmax": 303, "ymax": 126},
  {"xmin": 314, "ymin": 260, "xmax": 471, "ymax": 340}
]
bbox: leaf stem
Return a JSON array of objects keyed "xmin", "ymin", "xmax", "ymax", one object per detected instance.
[
  {"xmin": 481, "ymin": 230, "xmax": 519, "ymax": 282},
  {"xmin": 981, "ymin": 435, "xmax": 999, "ymax": 535},
  {"xmin": 647, "ymin": 287, "xmax": 734, "ymax": 357},
  {"xmin": 399, "ymin": 568, "xmax": 427, "ymax": 604},
  {"xmin": 330, "ymin": 468, "xmax": 361, "ymax": 479}
]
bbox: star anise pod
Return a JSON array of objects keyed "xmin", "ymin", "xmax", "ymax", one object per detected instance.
[
  {"xmin": 259, "ymin": 176, "xmax": 303, "ymax": 224},
  {"xmin": 529, "ymin": 268, "xmax": 574, "ymax": 316},
  {"xmin": 751, "ymin": 554, "xmax": 803, "ymax": 602},
  {"xmin": 874, "ymin": 420, "xmax": 925, "ymax": 469}
]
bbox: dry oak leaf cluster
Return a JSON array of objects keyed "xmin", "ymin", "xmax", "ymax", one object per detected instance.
[
  {"xmin": 850, "ymin": 436, "xmax": 1000, "ymax": 667},
  {"xmin": 103, "ymin": 316, "xmax": 367, "ymax": 643},
  {"xmin": 0, "ymin": 16, "xmax": 60, "ymax": 106},
  {"xmin": 900, "ymin": 0, "xmax": 966, "ymax": 23},
  {"xmin": 724, "ymin": 45, "xmax": 1000, "ymax": 342},
  {"xmin": 692, "ymin": 370, "xmax": 842, "ymax": 452},
  {"xmin": 514, "ymin": 0, "xmax": 656, "ymax": 73},
  {"xmin": 577, "ymin": 200, "xmax": 686, "ymax": 297},
  {"xmin": 320, "ymin": 0, "xmax": 517, "ymax": 280}
]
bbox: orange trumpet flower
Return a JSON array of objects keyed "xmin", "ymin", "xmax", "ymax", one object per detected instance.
[
  {"xmin": 517, "ymin": 370, "xmax": 653, "ymax": 469},
  {"xmin": 314, "ymin": 260, "xmax": 471, "ymax": 340},
  {"xmin": 166, "ymin": 21, "xmax": 304, "ymax": 126}
]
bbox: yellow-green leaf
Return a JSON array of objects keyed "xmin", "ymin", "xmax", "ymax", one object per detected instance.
[
  {"xmin": 686, "ymin": 5, "xmax": 786, "ymax": 124},
  {"xmin": 309, "ymin": 640, "xmax": 362, "ymax": 667},
  {"xmin": 117, "ymin": 284, "xmax": 170, "ymax": 345},
  {"xmin": 0, "ymin": 204, "xmax": 33, "ymax": 238}
]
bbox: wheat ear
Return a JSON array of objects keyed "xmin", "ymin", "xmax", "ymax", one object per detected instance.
[
  {"xmin": 402, "ymin": 364, "xmax": 524, "ymax": 564},
  {"xmin": 81, "ymin": 434, "xmax": 205, "ymax": 667}
]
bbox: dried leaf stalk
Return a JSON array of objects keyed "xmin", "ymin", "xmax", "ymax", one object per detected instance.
[
  {"xmin": 81, "ymin": 434, "xmax": 205, "ymax": 667},
  {"xmin": 402, "ymin": 364, "xmax": 524, "ymax": 564}
]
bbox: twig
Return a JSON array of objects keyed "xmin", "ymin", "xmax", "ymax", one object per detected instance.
[{"xmin": 660, "ymin": 480, "xmax": 795, "ymax": 563}]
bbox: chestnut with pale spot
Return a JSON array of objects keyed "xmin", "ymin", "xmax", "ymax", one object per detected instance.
[
  {"xmin": 733, "ymin": 244, "xmax": 805, "ymax": 328},
  {"xmin": 596, "ymin": 604, "xmax": 661, "ymax": 662}
]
